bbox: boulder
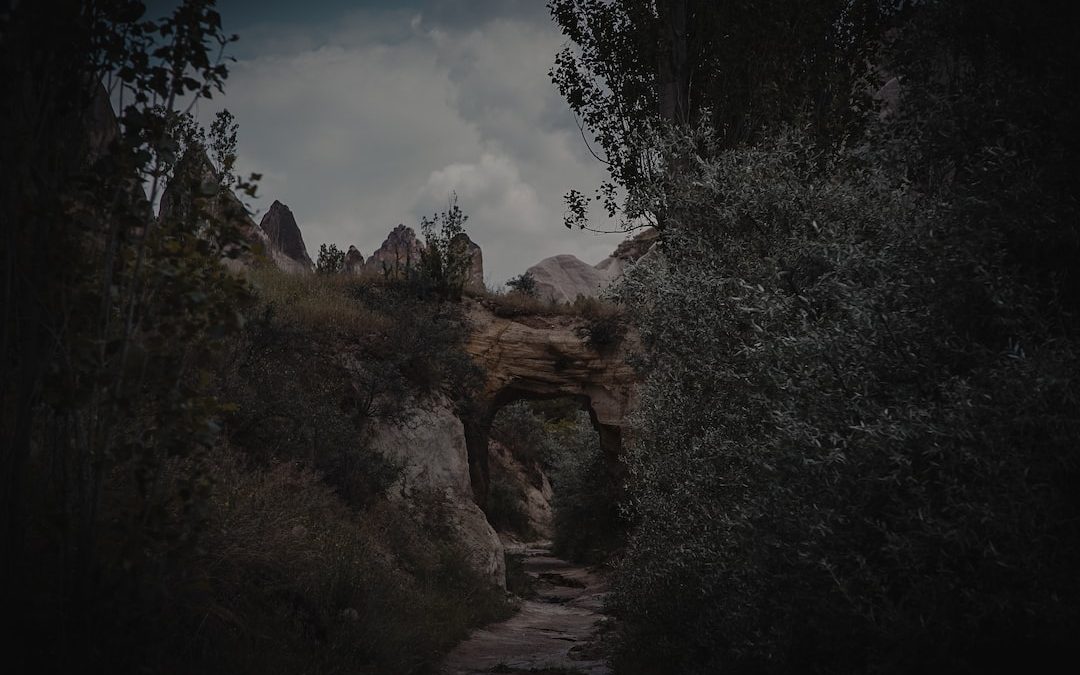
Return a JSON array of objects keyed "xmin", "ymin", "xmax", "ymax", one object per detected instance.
[{"xmin": 258, "ymin": 200, "xmax": 314, "ymax": 273}]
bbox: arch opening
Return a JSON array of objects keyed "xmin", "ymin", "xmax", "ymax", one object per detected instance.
[{"xmin": 473, "ymin": 389, "xmax": 626, "ymax": 563}]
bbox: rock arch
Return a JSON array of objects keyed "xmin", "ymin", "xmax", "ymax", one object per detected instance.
[{"xmin": 463, "ymin": 302, "xmax": 640, "ymax": 504}]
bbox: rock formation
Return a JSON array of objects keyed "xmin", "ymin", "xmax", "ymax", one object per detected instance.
[
  {"xmin": 158, "ymin": 152, "xmax": 317, "ymax": 275},
  {"xmin": 525, "ymin": 254, "xmax": 608, "ymax": 304},
  {"xmin": 488, "ymin": 439, "xmax": 554, "ymax": 539},
  {"xmin": 462, "ymin": 301, "xmax": 640, "ymax": 502},
  {"xmin": 366, "ymin": 395, "xmax": 506, "ymax": 587},
  {"xmin": 343, "ymin": 245, "xmax": 365, "ymax": 275},
  {"xmin": 258, "ymin": 200, "xmax": 314, "ymax": 273},
  {"xmin": 362, "ymin": 224, "xmax": 423, "ymax": 279},
  {"xmin": 450, "ymin": 232, "xmax": 485, "ymax": 292},
  {"xmin": 525, "ymin": 227, "xmax": 658, "ymax": 303}
]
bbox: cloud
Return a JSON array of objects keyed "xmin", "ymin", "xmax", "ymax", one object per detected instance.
[{"xmin": 192, "ymin": 4, "xmax": 623, "ymax": 284}]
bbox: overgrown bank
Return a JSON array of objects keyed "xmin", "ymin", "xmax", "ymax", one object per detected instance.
[{"xmin": 546, "ymin": 1, "xmax": 1080, "ymax": 672}]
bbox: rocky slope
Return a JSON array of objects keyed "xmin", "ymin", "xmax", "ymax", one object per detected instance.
[{"xmin": 488, "ymin": 439, "xmax": 555, "ymax": 540}]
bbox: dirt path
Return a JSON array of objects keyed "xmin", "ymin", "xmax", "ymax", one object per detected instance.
[{"xmin": 440, "ymin": 543, "xmax": 611, "ymax": 675}]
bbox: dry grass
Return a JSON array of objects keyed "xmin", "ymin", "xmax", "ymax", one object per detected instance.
[
  {"xmin": 246, "ymin": 267, "xmax": 395, "ymax": 334},
  {"xmin": 470, "ymin": 288, "xmax": 619, "ymax": 320}
]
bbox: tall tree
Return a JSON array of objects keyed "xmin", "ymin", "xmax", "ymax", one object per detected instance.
[{"xmin": 548, "ymin": 0, "xmax": 883, "ymax": 229}]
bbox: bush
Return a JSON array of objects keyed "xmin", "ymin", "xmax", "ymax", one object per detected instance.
[
  {"xmin": 486, "ymin": 472, "xmax": 534, "ymax": 538},
  {"xmin": 505, "ymin": 271, "xmax": 538, "ymax": 297},
  {"xmin": 490, "ymin": 401, "xmax": 559, "ymax": 467},
  {"xmin": 547, "ymin": 412, "xmax": 625, "ymax": 564},
  {"xmin": 167, "ymin": 449, "xmax": 511, "ymax": 674},
  {"xmin": 419, "ymin": 193, "xmax": 472, "ymax": 301},
  {"xmin": 608, "ymin": 117, "xmax": 1080, "ymax": 673},
  {"xmin": 315, "ymin": 243, "xmax": 345, "ymax": 274}
]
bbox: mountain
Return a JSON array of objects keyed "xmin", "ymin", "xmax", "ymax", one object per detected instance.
[
  {"xmin": 524, "ymin": 227, "xmax": 658, "ymax": 303},
  {"xmin": 258, "ymin": 200, "xmax": 314, "ymax": 273}
]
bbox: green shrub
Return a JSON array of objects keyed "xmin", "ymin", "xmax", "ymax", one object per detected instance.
[
  {"xmin": 608, "ymin": 117, "xmax": 1080, "ymax": 673},
  {"xmin": 490, "ymin": 401, "xmax": 559, "ymax": 468},
  {"xmin": 486, "ymin": 472, "xmax": 534, "ymax": 538},
  {"xmin": 315, "ymin": 243, "xmax": 345, "ymax": 274},
  {"xmin": 547, "ymin": 412, "xmax": 625, "ymax": 564},
  {"xmin": 419, "ymin": 193, "xmax": 472, "ymax": 301},
  {"xmin": 505, "ymin": 271, "xmax": 538, "ymax": 297},
  {"xmin": 170, "ymin": 449, "xmax": 511, "ymax": 674}
]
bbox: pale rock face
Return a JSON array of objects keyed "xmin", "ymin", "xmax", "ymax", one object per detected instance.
[
  {"xmin": 526, "ymin": 254, "xmax": 613, "ymax": 304},
  {"xmin": 258, "ymin": 200, "xmax": 314, "ymax": 273},
  {"xmin": 450, "ymin": 232, "xmax": 485, "ymax": 292},
  {"xmin": 343, "ymin": 245, "xmax": 365, "ymax": 275},
  {"xmin": 366, "ymin": 396, "xmax": 506, "ymax": 587},
  {"xmin": 465, "ymin": 302, "xmax": 639, "ymax": 434},
  {"xmin": 488, "ymin": 440, "xmax": 554, "ymax": 539},
  {"xmin": 363, "ymin": 224, "xmax": 423, "ymax": 279},
  {"xmin": 524, "ymin": 227, "xmax": 658, "ymax": 303}
]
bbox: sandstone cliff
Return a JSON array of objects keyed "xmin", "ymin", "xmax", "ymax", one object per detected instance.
[{"xmin": 365, "ymin": 395, "xmax": 506, "ymax": 587}]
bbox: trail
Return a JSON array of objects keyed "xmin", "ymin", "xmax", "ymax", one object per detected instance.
[{"xmin": 441, "ymin": 542, "xmax": 611, "ymax": 675}]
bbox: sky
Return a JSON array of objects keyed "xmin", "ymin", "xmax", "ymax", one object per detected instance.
[{"xmin": 148, "ymin": 0, "xmax": 624, "ymax": 285}]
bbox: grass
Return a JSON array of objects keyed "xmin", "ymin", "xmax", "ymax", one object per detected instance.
[
  {"xmin": 246, "ymin": 266, "xmax": 395, "ymax": 334},
  {"xmin": 168, "ymin": 448, "xmax": 512, "ymax": 674}
]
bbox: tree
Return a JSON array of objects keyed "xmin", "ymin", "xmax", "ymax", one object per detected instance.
[
  {"xmin": 599, "ymin": 1, "xmax": 1080, "ymax": 671},
  {"xmin": 548, "ymin": 0, "xmax": 884, "ymax": 229},
  {"xmin": 505, "ymin": 271, "xmax": 538, "ymax": 297},
  {"xmin": 316, "ymin": 243, "xmax": 346, "ymax": 274},
  {"xmin": 419, "ymin": 193, "xmax": 472, "ymax": 301},
  {"xmin": 0, "ymin": 1, "xmax": 255, "ymax": 668}
]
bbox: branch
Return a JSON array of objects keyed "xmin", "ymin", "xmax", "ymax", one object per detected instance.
[{"xmin": 575, "ymin": 112, "xmax": 612, "ymax": 166}]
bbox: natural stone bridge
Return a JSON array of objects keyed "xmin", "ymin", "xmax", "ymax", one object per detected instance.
[{"xmin": 463, "ymin": 301, "xmax": 641, "ymax": 503}]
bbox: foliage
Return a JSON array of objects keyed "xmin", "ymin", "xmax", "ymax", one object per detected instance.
[
  {"xmin": 150, "ymin": 449, "xmax": 511, "ymax": 674},
  {"xmin": 419, "ymin": 192, "xmax": 473, "ymax": 300},
  {"xmin": 505, "ymin": 271, "xmax": 539, "ymax": 297},
  {"xmin": 1, "ymin": 3, "xmax": 497, "ymax": 673},
  {"xmin": 609, "ymin": 118, "xmax": 1080, "ymax": 674},
  {"xmin": 547, "ymin": 2, "xmax": 1080, "ymax": 670},
  {"xmin": 486, "ymin": 472, "xmax": 535, "ymax": 538},
  {"xmin": 547, "ymin": 0, "xmax": 886, "ymax": 229},
  {"xmin": 0, "ymin": 1, "xmax": 261, "ymax": 670},
  {"xmin": 547, "ymin": 412, "xmax": 625, "ymax": 564},
  {"xmin": 571, "ymin": 300, "xmax": 625, "ymax": 352},
  {"xmin": 491, "ymin": 401, "xmax": 560, "ymax": 467},
  {"xmin": 316, "ymin": 242, "xmax": 345, "ymax": 275}
]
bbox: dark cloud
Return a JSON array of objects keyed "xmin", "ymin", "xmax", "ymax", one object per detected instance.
[{"xmin": 176, "ymin": 1, "xmax": 621, "ymax": 284}]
